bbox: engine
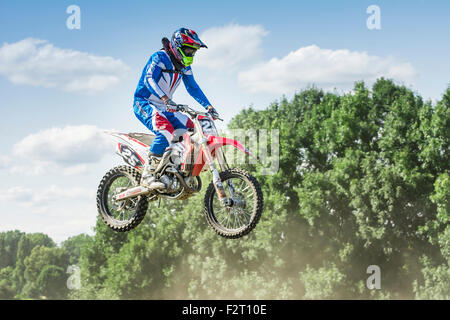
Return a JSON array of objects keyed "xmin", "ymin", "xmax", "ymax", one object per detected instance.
[{"xmin": 159, "ymin": 173, "xmax": 181, "ymax": 193}]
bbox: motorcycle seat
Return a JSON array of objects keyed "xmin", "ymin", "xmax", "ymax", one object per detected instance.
[{"xmin": 127, "ymin": 132, "xmax": 155, "ymax": 146}]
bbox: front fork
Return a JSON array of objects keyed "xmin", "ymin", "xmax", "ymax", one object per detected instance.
[{"xmin": 201, "ymin": 141, "xmax": 234, "ymax": 206}]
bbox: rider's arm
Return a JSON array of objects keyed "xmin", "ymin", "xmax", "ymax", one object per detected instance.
[
  {"xmin": 144, "ymin": 53, "xmax": 166, "ymax": 99},
  {"xmin": 182, "ymin": 67, "xmax": 211, "ymax": 109}
]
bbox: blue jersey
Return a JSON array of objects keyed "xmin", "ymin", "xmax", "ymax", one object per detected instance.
[{"xmin": 134, "ymin": 50, "xmax": 211, "ymax": 110}]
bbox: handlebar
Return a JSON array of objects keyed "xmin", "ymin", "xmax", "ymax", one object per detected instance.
[{"xmin": 176, "ymin": 104, "xmax": 223, "ymax": 121}]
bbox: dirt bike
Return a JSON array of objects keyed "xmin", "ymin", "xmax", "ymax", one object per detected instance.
[{"xmin": 96, "ymin": 104, "xmax": 263, "ymax": 238}]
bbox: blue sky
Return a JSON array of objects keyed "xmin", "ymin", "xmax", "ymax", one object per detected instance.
[{"xmin": 0, "ymin": 0, "xmax": 449, "ymax": 242}]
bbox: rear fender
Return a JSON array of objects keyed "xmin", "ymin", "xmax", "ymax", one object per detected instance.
[{"xmin": 104, "ymin": 131, "xmax": 148, "ymax": 169}]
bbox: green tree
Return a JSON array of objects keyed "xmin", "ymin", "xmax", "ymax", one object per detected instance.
[
  {"xmin": 73, "ymin": 79, "xmax": 448, "ymax": 300},
  {"xmin": 36, "ymin": 265, "xmax": 68, "ymax": 299},
  {"xmin": 0, "ymin": 267, "xmax": 15, "ymax": 299},
  {"xmin": 21, "ymin": 245, "xmax": 67, "ymax": 299},
  {"xmin": 61, "ymin": 234, "xmax": 92, "ymax": 266},
  {"xmin": 11, "ymin": 232, "xmax": 57, "ymax": 295},
  {"xmin": 300, "ymin": 263, "xmax": 346, "ymax": 299},
  {"xmin": 0, "ymin": 230, "xmax": 24, "ymax": 269}
]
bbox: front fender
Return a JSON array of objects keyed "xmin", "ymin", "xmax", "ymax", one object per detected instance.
[{"xmin": 207, "ymin": 135, "xmax": 252, "ymax": 156}]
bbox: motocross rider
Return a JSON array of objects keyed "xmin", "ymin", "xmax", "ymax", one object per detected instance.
[{"xmin": 133, "ymin": 28, "xmax": 219, "ymax": 190}]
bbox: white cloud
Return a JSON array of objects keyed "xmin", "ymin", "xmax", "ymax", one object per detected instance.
[
  {"xmin": 0, "ymin": 185, "xmax": 94, "ymax": 208},
  {"xmin": 0, "ymin": 186, "xmax": 34, "ymax": 203},
  {"xmin": 0, "ymin": 196, "xmax": 97, "ymax": 243},
  {"xmin": 61, "ymin": 164, "xmax": 89, "ymax": 176},
  {"xmin": 0, "ymin": 38, "xmax": 130, "ymax": 92},
  {"xmin": 10, "ymin": 125, "xmax": 113, "ymax": 176},
  {"xmin": 0, "ymin": 155, "xmax": 10, "ymax": 169},
  {"xmin": 195, "ymin": 23, "xmax": 269, "ymax": 71},
  {"xmin": 29, "ymin": 185, "xmax": 95, "ymax": 206},
  {"xmin": 238, "ymin": 45, "xmax": 417, "ymax": 94}
]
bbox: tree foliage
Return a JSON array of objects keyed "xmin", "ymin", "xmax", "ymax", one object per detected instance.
[{"xmin": 0, "ymin": 79, "xmax": 448, "ymax": 299}]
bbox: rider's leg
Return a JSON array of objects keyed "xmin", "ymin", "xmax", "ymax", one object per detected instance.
[
  {"xmin": 162, "ymin": 110, "xmax": 194, "ymax": 147},
  {"xmin": 166, "ymin": 110, "xmax": 194, "ymax": 131},
  {"xmin": 133, "ymin": 100, "xmax": 174, "ymax": 189},
  {"xmin": 141, "ymin": 151, "xmax": 165, "ymax": 190},
  {"xmin": 143, "ymin": 111, "xmax": 195, "ymax": 189}
]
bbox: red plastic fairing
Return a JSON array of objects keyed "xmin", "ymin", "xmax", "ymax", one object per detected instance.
[
  {"xmin": 181, "ymin": 132, "xmax": 194, "ymax": 173},
  {"xmin": 191, "ymin": 149, "xmax": 207, "ymax": 176},
  {"xmin": 207, "ymin": 135, "xmax": 252, "ymax": 156},
  {"xmin": 181, "ymin": 135, "xmax": 251, "ymax": 176},
  {"xmin": 181, "ymin": 131, "xmax": 207, "ymax": 177}
]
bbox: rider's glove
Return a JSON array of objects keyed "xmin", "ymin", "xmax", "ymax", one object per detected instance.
[
  {"xmin": 207, "ymin": 106, "xmax": 219, "ymax": 120},
  {"xmin": 164, "ymin": 98, "xmax": 178, "ymax": 113}
]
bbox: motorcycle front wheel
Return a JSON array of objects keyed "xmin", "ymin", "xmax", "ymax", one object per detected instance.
[
  {"xmin": 96, "ymin": 165, "xmax": 148, "ymax": 232},
  {"xmin": 204, "ymin": 168, "xmax": 263, "ymax": 238}
]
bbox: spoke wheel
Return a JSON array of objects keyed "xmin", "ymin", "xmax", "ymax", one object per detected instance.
[
  {"xmin": 204, "ymin": 168, "xmax": 263, "ymax": 238},
  {"xmin": 97, "ymin": 165, "xmax": 148, "ymax": 232}
]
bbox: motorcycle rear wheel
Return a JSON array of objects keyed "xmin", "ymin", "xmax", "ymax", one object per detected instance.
[{"xmin": 96, "ymin": 165, "xmax": 148, "ymax": 232}]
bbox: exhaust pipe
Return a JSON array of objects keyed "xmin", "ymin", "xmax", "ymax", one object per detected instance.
[{"xmin": 113, "ymin": 186, "xmax": 150, "ymax": 201}]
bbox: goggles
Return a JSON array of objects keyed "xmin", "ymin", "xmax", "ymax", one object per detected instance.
[{"xmin": 181, "ymin": 45, "xmax": 197, "ymax": 57}]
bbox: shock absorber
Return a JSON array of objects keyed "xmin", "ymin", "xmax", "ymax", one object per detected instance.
[{"xmin": 209, "ymin": 161, "xmax": 232, "ymax": 206}]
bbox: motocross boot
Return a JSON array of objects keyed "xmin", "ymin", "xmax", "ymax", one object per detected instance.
[{"xmin": 141, "ymin": 153, "xmax": 166, "ymax": 190}]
